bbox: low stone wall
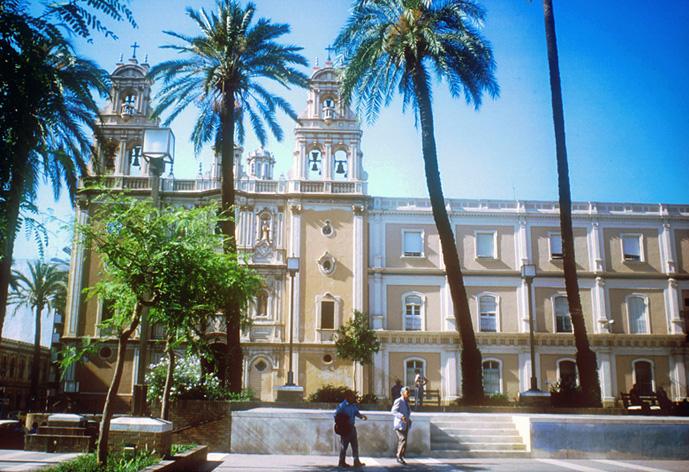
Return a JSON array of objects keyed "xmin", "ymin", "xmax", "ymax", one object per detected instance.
[
  {"xmin": 152, "ymin": 400, "xmax": 232, "ymax": 452},
  {"xmin": 527, "ymin": 414, "xmax": 689, "ymax": 460},
  {"xmin": 230, "ymin": 408, "xmax": 430, "ymax": 457}
]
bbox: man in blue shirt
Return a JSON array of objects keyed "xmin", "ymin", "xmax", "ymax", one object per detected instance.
[{"xmin": 334, "ymin": 390, "xmax": 367, "ymax": 467}]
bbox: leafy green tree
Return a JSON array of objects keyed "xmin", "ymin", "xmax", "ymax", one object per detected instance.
[
  {"xmin": 0, "ymin": 0, "xmax": 135, "ymax": 344},
  {"xmin": 334, "ymin": 0, "xmax": 498, "ymax": 404},
  {"xmin": 335, "ymin": 311, "xmax": 380, "ymax": 392},
  {"xmin": 541, "ymin": 0, "xmax": 600, "ymax": 406},
  {"xmin": 150, "ymin": 0, "xmax": 308, "ymax": 392},
  {"xmin": 9, "ymin": 260, "xmax": 68, "ymax": 410},
  {"xmin": 74, "ymin": 194, "xmax": 259, "ymax": 466}
]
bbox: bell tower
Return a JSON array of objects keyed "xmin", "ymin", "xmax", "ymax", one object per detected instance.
[
  {"xmin": 93, "ymin": 46, "xmax": 160, "ymax": 176},
  {"xmin": 292, "ymin": 62, "xmax": 366, "ymax": 193}
]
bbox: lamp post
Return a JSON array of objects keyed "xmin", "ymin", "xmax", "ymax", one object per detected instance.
[
  {"xmin": 519, "ymin": 263, "xmax": 549, "ymax": 403},
  {"xmin": 132, "ymin": 128, "xmax": 175, "ymax": 415},
  {"xmin": 286, "ymin": 257, "xmax": 299, "ymax": 386}
]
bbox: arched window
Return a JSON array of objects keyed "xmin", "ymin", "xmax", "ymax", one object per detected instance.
[
  {"xmin": 403, "ymin": 294, "xmax": 423, "ymax": 331},
  {"xmin": 554, "ymin": 296, "xmax": 572, "ymax": 333},
  {"xmin": 405, "ymin": 359, "xmax": 425, "ymax": 387},
  {"xmin": 558, "ymin": 359, "xmax": 578, "ymax": 389},
  {"xmin": 121, "ymin": 92, "xmax": 137, "ymax": 115},
  {"xmin": 478, "ymin": 294, "xmax": 498, "ymax": 332},
  {"xmin": 482, "ymin": 360, "xmax": 501, "ymax": 395},
  {"xmin": 307, "ymin": 148, "xmax": 322, "ymax": 179},
  {"xmin": 627, "ymin": 295, "xmax": 648, "ymax": 334},
  {"xmin": 633, "ymin": 360, "xmax": 654, "ymax": 395},
  {"xmin": 333, "ymin": 149, "xmax": 348, "ymax": 180}
]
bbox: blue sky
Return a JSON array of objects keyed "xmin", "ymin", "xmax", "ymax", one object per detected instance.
[{"xmin": 13, "ymin": 0, "xmax": 689, "ymax": 262}]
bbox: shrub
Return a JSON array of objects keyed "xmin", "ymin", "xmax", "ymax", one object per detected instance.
[
  {"xmin": 171, "ymin": 443, "xmax": 198, "ymax": 455},
  {"xmin": 308, "ymin": 384, "xmax": 356, "ymax": 403},
  {"xmin": 146, "ymin": 355, "xmax": 225, "ymax": 402},
  {"xmin": 484, "ymin": 393, "xmax": 511, "ymax": 405},
  {"xmin": 358, "ymin": 393, "xmax": 378, "ymax": 404},
  {"xmin": 45, "ymin": 449, "xmax": 159, "ymax": 472}
]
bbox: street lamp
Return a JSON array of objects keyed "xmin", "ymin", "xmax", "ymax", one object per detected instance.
[
  {"xmin": 142, "ymin": 128, "xmax": 175, "ymax": 206},
  {"xmin": 286, "ymin": 256, "xmax": 299, "ymax": 386},
  {"xmin": 519, "ymin": 263, "xmax": 549, "ymax": 403},
  {"xmin": 132, "ymin": 128, "xmax": 175, "ymax": 415}
]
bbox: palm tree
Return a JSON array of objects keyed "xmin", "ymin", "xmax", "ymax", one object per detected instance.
[
  {"xmin": 9, "ymin": 260, "xmax": 68, "ymax": 410},
  {"xmin": 335, "ymin": 0, "xmax": 498, "ymax": 404},
  {"xmin": 541, "ymin": 0, "xmax": 601, "ymax": 406},
  {"xmin": 0, "ymin": 3, "xmax": 110, "ymax": 344},
  {"xmin": 150, "ymin": 0, "xmax": 308, "ymax": 392}
]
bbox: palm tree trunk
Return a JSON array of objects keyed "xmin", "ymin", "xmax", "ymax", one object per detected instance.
[
  {"xmin": 543, "ymin": 0, "xmax": 601, "ymax": 407},
  {"xmin": 160, "ymin": 338, "xmax": 175, "ymax": 421},
  {"xmin": 0, "ymin": 161, "xmax": 27, "ymax": 345},
  {"xmin": 97, "ymin": 301, "xmax": 142, "ymax": 466},
  {"xmin": 410, "ymin": 62, "xmax": 484, "ymax": 405},
  {"xmin": 220, "ymin": 83, "xmax": 243, "ymax": 393},
  {"xmin": 30, "ymin": 304, "xmax": 42, "ymax": 410}
]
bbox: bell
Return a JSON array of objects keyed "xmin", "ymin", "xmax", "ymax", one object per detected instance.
[
  {"xmin": 335, "ymin": 160, "xmax": 346, "ymax": 174},
  {"xmin": 131, "ymin": 153, "xmax": 140, "ymax": 167},
  {"xmin": 311, "ymin": 160, "xmax": 319, "ymax": 172}
]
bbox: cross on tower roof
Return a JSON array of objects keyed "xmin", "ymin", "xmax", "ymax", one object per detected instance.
[
  {"xmin": 130, "ymin": 42, "xmax": 140, "ymax": 59},
  {"xmin": 325, "ymin": 44, "xmax": 335, "ymax": 62}
]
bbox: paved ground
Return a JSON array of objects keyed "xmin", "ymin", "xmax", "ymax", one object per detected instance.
[
  {"xmin": 201, "ymin": 453, "xmax": 689, "ymax": 472},
  {"xmin": 2, "ymin": 451, "xmax": 687, "ymax": 471},
  {"xmin": 0, "ymin": 450, "xmax": 81, "ymax": 471}
]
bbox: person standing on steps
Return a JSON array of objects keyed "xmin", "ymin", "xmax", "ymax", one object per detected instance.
[
  {"xmin": 334, "ymin": 390, "xmax": 367, "ymax": 468},
  {"xmin": 391, "ymin": 386, "xmax": 412, "ymax": 465},
  {"xmin": 414, "ymin": 369, "xmax": 428, "ymax": 408}
]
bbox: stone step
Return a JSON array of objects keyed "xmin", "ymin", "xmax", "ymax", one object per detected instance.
[
  {"xmin": 431, "ymin": 440, "xmax": 527, "ymax": 451},
  {"xmin": 433, "ymin": 426, "xmax": 518, "ymax": 434},
  {"xmin": 430, "ymin": 449, "xmax": 531, "ymax": 459},
  {"xmin": 430, "ymin": 415, "xmax": 514, "ymax": 422},
  {"xmin": 432, "ymin": 434, "xmax": 524, "ymax": 443},
  {"xmin": 432, "ymin": 421, "xmax": 516, "ymax": 429}
]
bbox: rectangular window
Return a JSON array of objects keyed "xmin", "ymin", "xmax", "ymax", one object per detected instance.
[
  {"xmin": 482, "ymin": 361, "xmax": 501, "ymax": 395},
  {"xmin": 550, "ymin": 233, "xmax": 563, "ymax": 259},
  {"xmin": 403, "ymin": 230, "xmax": 423, "ymax": 257},
  {"xmin": 476, "ymin": 232, "xmax": 496, "ymax": 258},
  {"xmin": 622, "ymin": 234, "xmax": 642, "ymax": 261},
  {"xmin": 628, "ymin": 297, "xmax": 648, "ymax": 334},
  {"xmin": 99, "ymin": 299, "xmax": 115, "ymax": 336},
  {"xmin": 321, "ymin": 301, "xmax": 335, "ymax": 330}
]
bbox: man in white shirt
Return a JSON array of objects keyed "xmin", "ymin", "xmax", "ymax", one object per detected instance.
[{"xmin": 391, "ymin": 386, "xmax": 412, "ymax": 465}]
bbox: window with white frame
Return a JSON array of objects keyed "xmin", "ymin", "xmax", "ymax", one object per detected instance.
[
  {"xmin": 558, "ymin": 359, "xmax": 578, "ymax": 389},
  {"xmin": 621, "ymin": 234, "xmax": 642, "ymax": 262},
  {"xmin": 482, "ymin": 360, "xmax": 501, "ymax": 395},
  {"xmin": 476, "ymin": 231, "xmax": 496, "ymax": 258},
  {"xmin": 478, "ymin": 294, "xmax": 498, "ymax": 332},
  {"xmin": 321, "ymin": 300, "xmax": 335, "ymax": 330},
  {"xmin": 627, "ymin": 295, "xmax": 649, "ymax": 334},
  {"xmin": 549, "ymin": 232, "xmax": 563, "ymax": 259},
  {"xmin": 554, "ymin": 296, "xmax": 572, "ymax": 333},
  {"xmin": 402, "ymin": 230, "xmax": 423, "ymax": 257},
  {"xmin": 405, "ymin": 359, "xmax": 425, "ymax": 387},
  {"xmin": 404, "ymin": 294, "xmax": 423, "ymax": 331},
  {"xmin": 633, "ymin": 360, "xmax": 654, "ymax": 395}
]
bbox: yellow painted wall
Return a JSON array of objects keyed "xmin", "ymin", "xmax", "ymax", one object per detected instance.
[
  {"xmin": 483, "ymin": 354, "xmax": 520, "ymax": 399},
  {"xmin": 388, "ymin": 352, "xmax": 441, "ymax": 390},
  {"xmin": 531, "ymin": 226, "xmax": 588, "ymax": 272},
  {"xmin": 534, "ymin": 288, "xmax": 593, "ymax": 333},
  {"xmin": 604, "ymin": 228, "xmax": 662, "ymax": 273},
  {"xmin": 385, "ymin": 223, "xmax": 441, "ymax": 268},
  {"xmin": 615, "ymin": 355, "xmax": 670, "ymax": 394},
  {"xmin": 386, "ymin": 285, "xmax": 442, "ymax": 331},
  {"xmin": 300, "ymin": 352, "xmax": 353, "ymax": 396},
  {"xmin": 540, "ymin": 353, "xmax": 577, "ymax": 389},
  {"xmin": 457, "ymin": 225, "xmax": 517, "ymax": 271},
  {"xmin": 608, "ymin": 289, "xmax": 667, "ymax": 334},
  {"xmin": 299, "ymin": 208, "xmax": 354, "ymax": 342},
  {"xmin": 465, "ymin": 287, "xmax": 519, "ymax": 333}
]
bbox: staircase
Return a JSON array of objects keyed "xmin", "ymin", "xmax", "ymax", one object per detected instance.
[{"xmin": 430, "ymin": 414, "xmax": 529, "ymax": 458}]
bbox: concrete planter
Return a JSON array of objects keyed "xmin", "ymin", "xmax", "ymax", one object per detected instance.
[{"xmin": 141, "ymin": 445, "xmax": 208, "ymax": 472}]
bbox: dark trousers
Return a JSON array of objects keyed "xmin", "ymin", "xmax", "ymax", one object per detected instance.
[
  {"xmin": 395, "ymin": 428, "xmax": 408, "ymax": 458},
  {"xmin": 339, "ymin": 426, "xmax": 359, "ymax": 464}
]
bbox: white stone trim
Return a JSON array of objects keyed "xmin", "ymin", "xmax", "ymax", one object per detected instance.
[
  {"xmin": 67, "ymin": 205, "xmax": 88, "ymax": 337},
  {"xmin": 474, "ymin": 230, "xmax": 498, "ymax": 259}
]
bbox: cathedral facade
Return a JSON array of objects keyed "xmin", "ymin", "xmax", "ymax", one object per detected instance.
[{"xmin": 61, "ymin": 56, "xmax": 689, "ymax": 412}]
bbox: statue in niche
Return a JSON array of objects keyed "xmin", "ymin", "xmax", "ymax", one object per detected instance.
[{"xmin": 261, "ymin": 222, "xmax": 271, "ymax": 242}]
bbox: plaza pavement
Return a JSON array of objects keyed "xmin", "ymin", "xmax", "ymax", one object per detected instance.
[
  {"xmin": 201, "ymin": 453, "xmax": 689, "ymax": 471},
  {"xmin": 0, "ymin": 450, "xmax": 81, "ymax": 471}
]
